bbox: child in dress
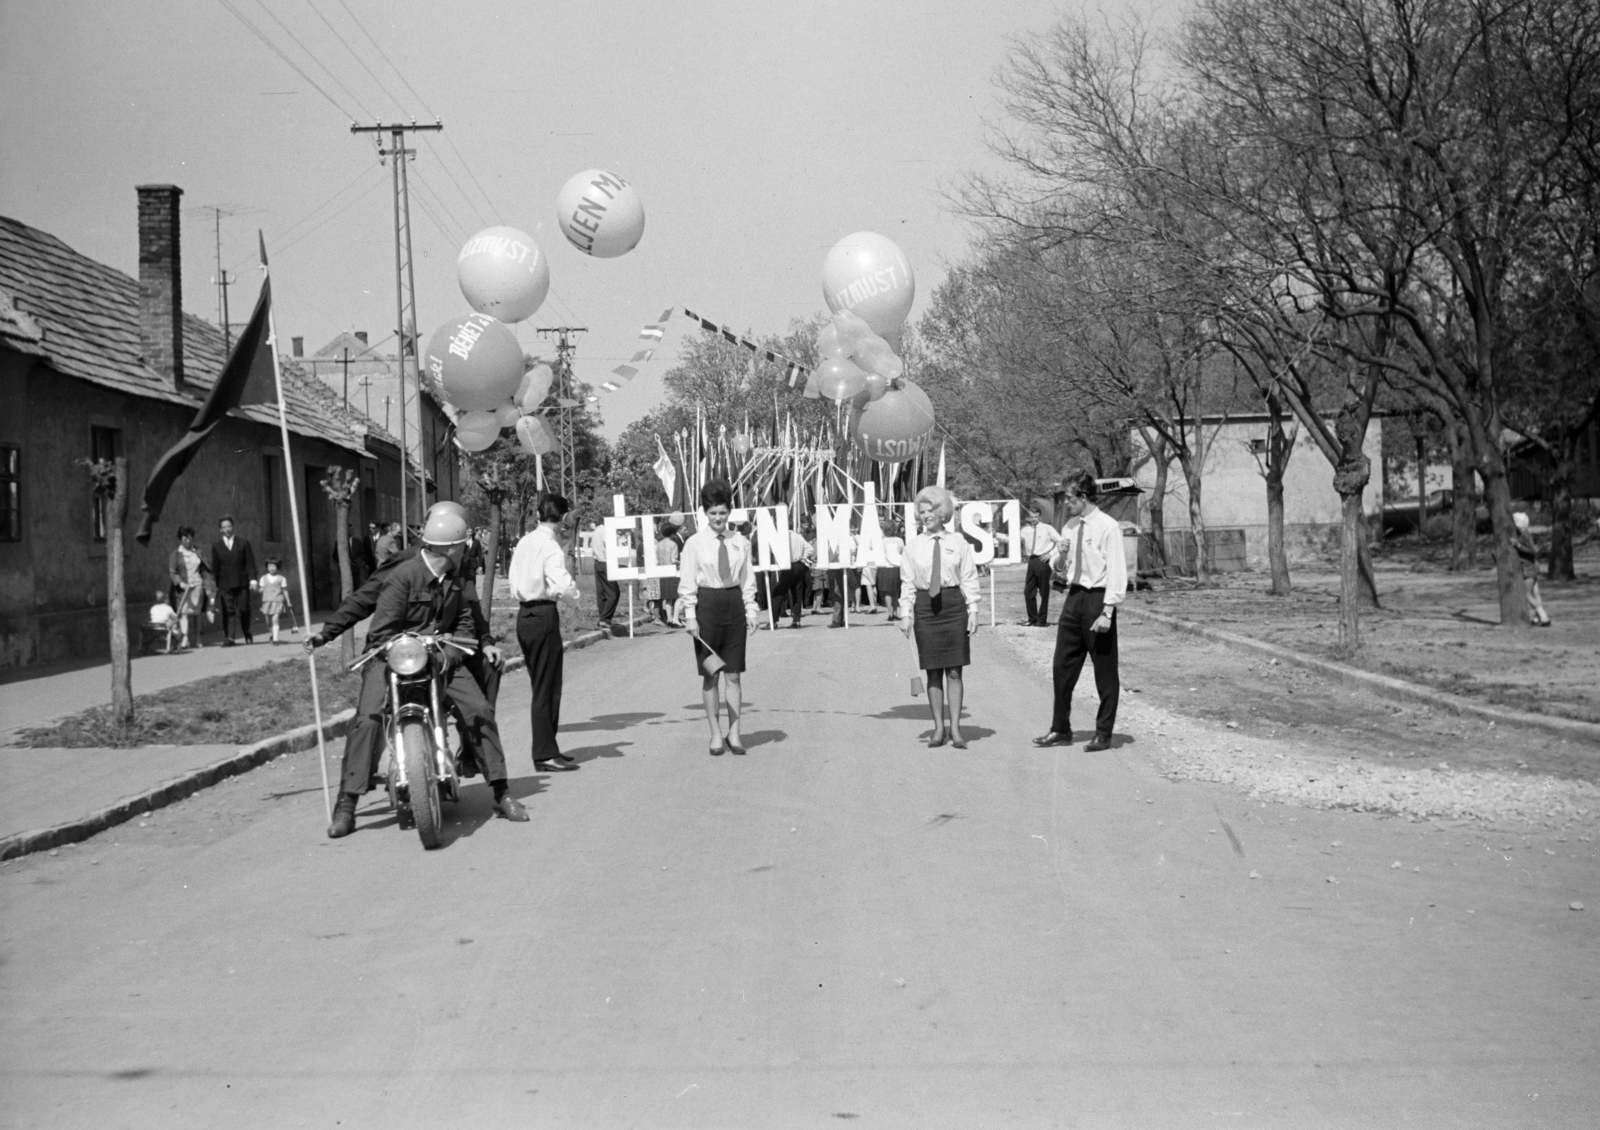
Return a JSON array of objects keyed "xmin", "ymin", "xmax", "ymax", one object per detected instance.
[
  {"xmin": 148, "ymin": 589, "xmax": 179, "ymax": 651},
  {"xmin": 257, "ymin": 558, "xmax": 292, "ymax": 643}
]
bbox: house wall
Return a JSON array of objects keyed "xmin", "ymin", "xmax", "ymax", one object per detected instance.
[
  {"xmin": 0, "ymin": 355, "xmax": 371, "ymax": 667},
  {"xmin": 1130, "ymin": 418, "xmax": 1384, "ymax": 568}
]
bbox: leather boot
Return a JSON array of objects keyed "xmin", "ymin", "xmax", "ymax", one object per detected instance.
[{"xmin": 327, "ymin": 793, "xmax": 358, "ymax": 838}]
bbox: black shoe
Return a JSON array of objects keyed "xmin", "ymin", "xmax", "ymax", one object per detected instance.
[
  {"xmin": 724, "ymin": 740, "xmax": 746, "ymax": 755},
  {"xmin": 244, "ymin": 636, "xmax": 254, "ymax": 645},
  {"xmin": 326, "ymin": 793, "xmax": 357, "ymax": 838},
  {"xmin": 1083, "ymin": 734, "xmax": 1113, "ymax": 752},
  {"xmin": 534, "ymin": 757, "xmax": 579, "ymax": 772},
  {"xmin": 493, "ymin": 795, "xmax": 530, "ymax": 821},
  {"xmin": 220, "ymin": 638, "xmax": 236, "ymax": 648},
  {"xmin": 1032, "ymin": 731, "xmax": 1073, "ymax": 747},
  {"xmin": 929, "ymin": 733, "xmax": 948, "ymax": 748}
]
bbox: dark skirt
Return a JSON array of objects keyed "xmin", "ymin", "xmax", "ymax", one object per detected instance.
[
  {"xmin": 913, "ymin": 588, "xmax": 970, "ymax": 670},
  {"xmin": 692, "ymin": 586, "xmax": 747, "ymax": 674},
  {"xmin": 659, "ymin": 577, "xmax": 680, "ymax": 604},
  {"xmin": 877, "ymin": 565, "xmax": 902, "ymax": 607}
]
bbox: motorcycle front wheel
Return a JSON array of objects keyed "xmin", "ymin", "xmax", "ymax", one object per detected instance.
[{"xmin": 400, "ymin": 718, "xmax": 443, "ymax": 850}]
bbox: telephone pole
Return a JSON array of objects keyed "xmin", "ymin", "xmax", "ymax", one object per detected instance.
[
  {"xmin": 536, "ymin": 327, "xmax": 587, "ymax": 499},
  {"xmin": 203, "ymin": 205, "xmax": 235, "ymax": 353},
  {"xmin": 352, "ymin": 120, "xmax": 442, "ymax": 544}
]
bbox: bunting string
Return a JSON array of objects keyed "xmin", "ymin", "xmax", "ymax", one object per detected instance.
[{"xmin": 599, "ymin": 306, "xmax": 812, "ymax": 394}]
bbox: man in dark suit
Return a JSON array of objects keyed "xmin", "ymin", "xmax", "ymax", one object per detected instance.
[{"xmin": 210, "ymin": 516, "xmax": 258, "ymax": 646}]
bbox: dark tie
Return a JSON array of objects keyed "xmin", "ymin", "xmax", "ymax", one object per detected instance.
[
  {"xmin": 717, "ymin": 533, "xmax": 731, "ymax": 587},
  {"xmin": 928, "ymin": 535, "xmax": 942, "ymax": 599},
  {"xmin": 1070, "ymin": 521, "xmax": 1085, "ymax": 587}
]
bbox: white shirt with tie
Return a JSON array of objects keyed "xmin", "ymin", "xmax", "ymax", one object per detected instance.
[
  {"xmin": 508, "ymin": 525, "xmax": 580, "ymax": 604},
  {"xmin": 678, "ymin": 526, "xmax": 759, "ymax": 624},
  {"xmin": 897, "ymin": 528, "xmax": 981, "ymax": 621},
  {"xmin": 1051, "ymin": 505, "xmax": 1127, "ymax": 606},
  {"xmin": 1019, "ymin": 520, "xmax": 1060, "ymax": 558}
]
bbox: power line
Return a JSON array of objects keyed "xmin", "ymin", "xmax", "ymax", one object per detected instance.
[
  {"xmin": 302, "ymin": 0, "xmax": 409, "ymax": 115},
  {"xmin": 420, "ymin": 136, "xmax": 491, "ymax": 229},
  {"xmin": 247, "ymin": 0, "xmax": 377, "ymax": 120},
  {"xmin": 216, "ymin": 0, "xmax": 356, "ymax": 118}
]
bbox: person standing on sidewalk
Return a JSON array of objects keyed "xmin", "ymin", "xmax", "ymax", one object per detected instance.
[
  {"xmin": 1034, "ymin": 471, "xmax": 1127, "ymax": 753},
  {"xmin": 210, "ymin": 516, "xmax": 258, "ymax": 645},
  {"xmin": 590, "ymin": 520, "xmax": 622, "ymax": 633},
  {"xmin": 509, "ymin": 494, "xmax": 582, "ymax": 773},
  {"xmin": 1019, "ymin": 505, "xmax": 1060, "ymax": 626},
  {"xmin": 899, "ymin": 486, "xmax": 981, "ymax": 748},
  {"xmin": 167, "ymin": 526, "xmax": 213, "ymax": 649},
  {"xmin": 680, "ymin": 479, "xmax": 759, "ymax": 755}
]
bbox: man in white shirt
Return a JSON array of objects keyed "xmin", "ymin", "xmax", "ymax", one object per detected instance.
[
  {"xmin": 1019, "ymin": 504, "xmax": 1061, "ymax": 626},
  {"xmin": 509, "ymin": 494, "xmax": 582, "ymax": 772},
  {"xmin": 1034, "ymin": 471, "xmax": 1127, "ymax": 752}
]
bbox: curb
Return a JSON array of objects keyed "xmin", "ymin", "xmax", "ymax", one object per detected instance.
[
  {"xmin": 1124, "ymin": 606, "xmax": 1600, "ymax": 744},
  {"xmin": 0, "ymin": 709, "xmax": 357, "ymax": 862},
  {"xmin": 0, "ymin": 616, "xmax": 654, "ymax": 862}
]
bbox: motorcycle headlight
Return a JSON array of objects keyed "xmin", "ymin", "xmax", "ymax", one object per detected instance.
[{"xmin": 386, "ymin": 636, "xmax": 429, "ymax": 676}]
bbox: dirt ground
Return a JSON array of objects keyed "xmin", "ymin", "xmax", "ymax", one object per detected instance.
[{"xmin": 1133, "ymin": 544, "xmax": 1600, "ymax": 724}]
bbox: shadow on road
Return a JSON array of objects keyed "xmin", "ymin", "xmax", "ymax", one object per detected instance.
[
  {"xmin": 565, "ymin": 741, "xmax": 631, "ymax": 765},
  {"xmin": 740, "ymin": 729, "xmax": 787, "ymax": 748},
  {"xmin": 562, "ymin": 712, "xmax": 664, "ymax": 732}
]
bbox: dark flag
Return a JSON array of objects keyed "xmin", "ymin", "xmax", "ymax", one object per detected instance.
[{"xmin": 135, "ymin": 273, "xmax": 277, "ymax": 544}]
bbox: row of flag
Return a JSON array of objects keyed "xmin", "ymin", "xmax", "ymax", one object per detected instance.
[{"xmin": 600, "ymin": 306, "xmax": 813, "ymax": 394}]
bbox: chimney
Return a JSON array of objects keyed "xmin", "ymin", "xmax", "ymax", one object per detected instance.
[
  {"xmin": 354, "ymin": 331, "xmax": 368, "ymax": 345},
  {"xmin": 137, "ymin": 185, "xmax": 184, "ymax": 390},
  {"xmin": 292, "ymin": 336, "xmax": 304, "ymax": 358}
]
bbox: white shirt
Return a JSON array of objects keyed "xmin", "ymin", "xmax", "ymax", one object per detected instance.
[
  {"xmin": 1052, "ymin": 505, "xmax": 1127, "ymax": 606},
  {"xmin": 678, "ymin": 526, "xmax": 758, "ymax": 623},
  {"xmin": 509, "ymin": 525, "xmax": 579, "ymax": 604},
  {"xmin": 1019, "ymin": 521, "xmax": 1059, "ymax": 557},
  {"xmin": 898, "ymin": 529, "xmax": 981, "ymax": 620}
]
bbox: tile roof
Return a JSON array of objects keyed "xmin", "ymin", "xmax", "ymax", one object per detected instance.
[{"xmin": 0, "ymin": 215, "xmax": 369, "ymax": 456}]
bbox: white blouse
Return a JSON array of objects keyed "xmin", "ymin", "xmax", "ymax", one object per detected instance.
[
  {"xmin": 508, "ymin": 525, "xmax": 579, "ymax": 604},
  {"xmin": 897, "ymin": 529, "xmax": 981, "ymax": 621},
  {"xmin": 679, "ymin": 526, "xmax": 759, "ymax": 623}
]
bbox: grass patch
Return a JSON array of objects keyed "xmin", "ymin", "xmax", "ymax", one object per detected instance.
[{"xmin": 16, "ymin": 659, "xmax": 364, "ymax": 749}]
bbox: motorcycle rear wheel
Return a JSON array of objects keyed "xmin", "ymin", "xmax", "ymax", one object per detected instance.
[{"xmin": 400, "ymin": 718, "xmax": 443, "ymax": 850}]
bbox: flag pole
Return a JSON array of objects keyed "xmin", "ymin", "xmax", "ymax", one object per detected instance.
[{"xmin": 261, "ymin": 233, "xmax": 333, "ymax": 821}]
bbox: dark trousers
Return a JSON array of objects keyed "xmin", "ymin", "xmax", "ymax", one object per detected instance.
[
  {"xmin": 219, "ymin": 585, "xmax": 253, "ymax": 640},
  {"xmin": 774, "ymin": 563, "xmax": 808, "ymax": 623},
  {"xmin": 1024, "ymin": 556, "xmax": 1053, "ymax": 625},
  {"xmin": 594, "ymin": 562, "xmax": 620, "ymax": 622},
  {"xmin": 516, "ymin": 603, "xmax": 564, "ymax": 763},
  {"xmin": 339, "ymin": 659, "xmax": 508, "ymax": 795},
  {"xmin": 1050, "ymin": 586, "xmax": 1119, "ymax": 739}
]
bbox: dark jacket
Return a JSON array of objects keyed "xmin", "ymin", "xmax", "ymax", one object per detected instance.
[
  {"xmin": 319, "ymin": 544, "xmax": 492, "ymax": 645},
  {"xmin": 365, "ymin": 553, "xmax": 475, "ymax": 650},
  {"xmin": 210, "ymin": 536, "xmax": 258, "ymax": 591}
]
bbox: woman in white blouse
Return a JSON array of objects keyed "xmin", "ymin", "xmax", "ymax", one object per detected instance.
[
  {"xmin": 679, "ymin": 479, "xmax": 760, "ymax": 755},
  {"xmin": 898, "ymin": 486, "xmax": 981, "ymax": 747}
]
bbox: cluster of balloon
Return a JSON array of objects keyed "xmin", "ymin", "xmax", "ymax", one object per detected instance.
[
  {"xmin": 457, "ymin": 226, "xmax": 550, "ymax": 323},
  {"xmin": 557, "ymin": 169, "xmax": 646, "ymax": 258},
  {"xmin": 817, "ymin": 232, "xmax": 930, "ymax": 463},
  {"xmin": 515, "ymin": 414, "xmax": 559, "ymax": 457}
]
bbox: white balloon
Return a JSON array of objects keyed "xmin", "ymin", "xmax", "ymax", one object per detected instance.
[
  {"xmin": 556, "ymin": 169, "xmax": 645, "ymax": 258},
  {"xmin": 454, "ymin": 410, "xmax": 500, "ymax": 452},
  {"xmin": 517, "ymin": 363, "xmax": 555, "ymax": 412},
  {"xmin": 515, "ymin": 414, "xmax": 558, "ymax": 456},
  {"xmin": 457, "ymin": 226, "xmax": 549, "ymax": 323},
  {"xmin": 822, "ymin": 232, "xmax": 916, "ymax": 337},
  {"xmin": 493, "ymin": 402, "xmax": 522, "ymax": 429}
]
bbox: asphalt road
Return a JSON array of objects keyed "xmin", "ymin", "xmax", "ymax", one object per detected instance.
[{"xmin": 1, "ymin": 616, "xmax": 1595, "ymax": 1128}]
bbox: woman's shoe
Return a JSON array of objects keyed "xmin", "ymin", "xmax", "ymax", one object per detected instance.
[
  {"xmin": 929, "ymin": 732, "xmax": 948, "ymax": 748},
  {"xmin": 709, "ymin": 743, "xmax": 725, "ymax": 756},
  {"xmin": 724, "ymin": 739, "xmax": 747, "ymax": 755},
  {"xmin": 950, "ymin": 735, "xmax": 968, "ymax": 750}
]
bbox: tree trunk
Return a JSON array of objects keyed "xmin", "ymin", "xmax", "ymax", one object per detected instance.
[
  {"xmin": 1138, "ymin": 426, "xmax": 1169, "ymax": 569},
  {"xmin": 1415, "ymin": 433, "xmax": 1428, "ymax": 532},
  {"xmin": 1548, "ymin": 439, "xmax": 1576, "ymax": 581},
  {"xmin": 1481, "ymin": 461, "xmax": 1531, "ymax": 628},
  {"xmin": 334, "ymin": 498, "xmax": 355, "ymax": 669},
  {"xmin": 480, "ymin": 496, "xmax": 503, "ymax": 615},
  {"xmin": 1175, "ymin": 449, "xmax": 1207, "ymax": 584},
  {"xmin": 1265, "ymin": 397, "xmax": 1295, "ymax": 596},
  {"xmin": 107, "ymin": 457, "xmax": 133, "ymax": 726},
  {"xmin": 1449, "ymin": 421, "xmax": 1478, "ymax": 570},
  {"xmin": 1335, "ymin": 489, "xmax": 1364, "ymax": 657}
]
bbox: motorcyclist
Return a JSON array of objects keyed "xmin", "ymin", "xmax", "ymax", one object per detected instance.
[{"xmin": 312, "ymin": 508, "xmax": 527, "ymax": 838}]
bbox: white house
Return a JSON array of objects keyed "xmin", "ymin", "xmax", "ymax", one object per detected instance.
[{"xmin": 1129, "ymin": 414, "xmax": 1384, "ymax": 571}]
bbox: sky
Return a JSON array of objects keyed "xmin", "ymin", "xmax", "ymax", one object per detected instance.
[{"xmin": 2, "ymin": 0, "xmax": 1105, "ymax": 441}]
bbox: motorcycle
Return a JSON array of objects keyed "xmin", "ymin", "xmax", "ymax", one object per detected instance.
[{"xmin": 351, "ymin": 631, "xmax": 478, "ymax": 850}]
